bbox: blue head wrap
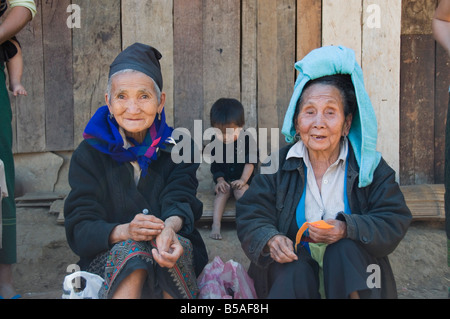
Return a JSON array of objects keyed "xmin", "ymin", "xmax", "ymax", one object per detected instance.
[{"xmin": 281, "ymin": 45, "xmax": 381, "ymax": 188}]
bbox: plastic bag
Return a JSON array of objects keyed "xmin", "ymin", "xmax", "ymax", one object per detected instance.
[
  {"xmin": 62, "ymin": 271, "xmax": 104, "ymax": 299},
  {"xmin": 197, "ymin": 256, "xmax": 257, "ymax": 299}
]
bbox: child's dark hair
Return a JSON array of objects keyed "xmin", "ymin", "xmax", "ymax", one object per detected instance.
[
  {"xmin": 294, "ymin": 74, "xmax": 357, "ymax": 120},
  {"xmin": 210, "ymin": 98, "xmax": 245, "ymax": 128}
]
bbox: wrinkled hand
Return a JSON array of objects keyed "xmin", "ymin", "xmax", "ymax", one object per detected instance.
[
  {"xmin": 308, "ymin": 219, "xmax": 347, "ymax": 244},
  {"xmin": 152, "ymin": 226, "xmax": 184, "ymax": 269},
  {"xmin": 266, "ymin": 235, "xmax": 298, "ymax": 264},
  {"xmin": 126, "ymin": 214, "xmax": 165, "ymax": 242}
]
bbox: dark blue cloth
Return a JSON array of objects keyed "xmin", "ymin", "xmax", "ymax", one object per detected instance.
[{"xmin": 83, "ymin": 105, "xmax": 173, "ymax": 176}]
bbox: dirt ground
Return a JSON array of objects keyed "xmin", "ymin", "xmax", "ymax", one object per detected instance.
[{"xmin": 11, "ymin": 206, "xmax": 450, "ymax": 299}]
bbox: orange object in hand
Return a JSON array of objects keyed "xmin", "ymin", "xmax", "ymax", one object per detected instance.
[{"xmin": 295, "ymin": 220, "xmax": 334, "ymax": 252}]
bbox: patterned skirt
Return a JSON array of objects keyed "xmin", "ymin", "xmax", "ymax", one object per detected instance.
[{"xmin": 87, "ymin": 236, "xmax": 199, "ymax": 299}]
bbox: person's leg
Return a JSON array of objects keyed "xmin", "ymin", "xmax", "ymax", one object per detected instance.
[
  {"xmin": 267, "ymin": 247, "xmax": 321, "ymax": 299},
  {"xmin": 445, "ymin": 92, "xmax": 450, "ymax": 297},
  {"xmin": 323, "ymin": 239, "xmax": 382, "ymax": 299},
  {"xmin": 111, "ymin": 269, "xmax": 147, "ymax": 299},
  {"xmin": 210, "ymin": 188, "xmax": 231, "ymax": 240},
  {"xmin": 445, "ymin": 92, "xmax": 450, "ymax": 268},
  {"xmin": 232, "ymin": 184, "xmax": 249, "ymax": 201},
  {"xmin": 0, "ymin": 64, "xmax": 16, "ymax": 299},
  {"xmin": 0, "ymin": 264, "xmax": 15, "ymax": 298}
]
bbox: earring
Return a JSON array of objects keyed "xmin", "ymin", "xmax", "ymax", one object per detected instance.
[
  {"xmin": 157, "ymin": 113, "xmax": 161, "ymax": 121},
  {"xmin": 294, "ymin": 133, "xmax": 301, "ymax": 142},
  {"xmin": 109, "ymin": 113, "xmax": 114, "ymax": 120}
]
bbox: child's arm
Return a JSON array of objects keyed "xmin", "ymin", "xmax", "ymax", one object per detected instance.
[
  {"xmin": 433, "ymin": 0, "xmax": 450, "ymax": 54},
  {"xmin": 231, "ymin": 163, "xmax": 254, "ymax": 190}
]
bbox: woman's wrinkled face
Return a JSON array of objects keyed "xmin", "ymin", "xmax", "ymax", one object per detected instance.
[
  {"xmin": 106, "ymin": 71, "xmax": 165, "ymax": 139},
  {"xmin": 295, "ymin": 83, "xmax": 352, "ymax": 158}
]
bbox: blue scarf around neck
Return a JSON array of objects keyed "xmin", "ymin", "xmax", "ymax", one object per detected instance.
[{"xmin": 83, "ymin": 105, "xmax": 174, "ymax": 176}]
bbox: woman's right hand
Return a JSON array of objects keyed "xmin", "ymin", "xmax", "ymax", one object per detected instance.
[
  {"xmin": 266, "ymin": 235, "xmax": 298, "ymax": 264},
  {"xmin": 109, "ymin": 214, "xmax": 165, "ymax": 244}
]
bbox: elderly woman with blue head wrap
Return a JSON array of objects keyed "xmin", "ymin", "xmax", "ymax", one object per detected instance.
[
  {"xmin": 236, "ymin": 46, "xmax": 412, "ymax": 299},
  {"xmin": 64, "ymin": 43, "xmax": 208, "ymax": 299}
]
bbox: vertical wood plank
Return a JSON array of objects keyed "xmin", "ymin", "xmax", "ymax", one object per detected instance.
[
  {"xmin": 257, "ymin": 0, "xmax": 277, "ymax": 138},
  {"xmin": 399, "ymin": 0, "xmax": 438, "ymax": 185},
  {"xmin": 362, "ymin": 0, "xmax": 402, "ymax": 175},
  {"xmin": 241, "ymin": 0, "xmax": 258, "ymax": 130},
  {"xmin": 275, "ymin": 0, "xmax": 296, "ymax": 136},
  {"xmin": 203, "ymin": 0, "xmax": 241, "ymax": 128},
  {"xmin": 435, "ymin": 45, "xmax": 450, "ymax": 184},
  {"xmin": 296, "ymin": 0, "xmax": 322, "ymax": 61},
  {"xmin": 42, "ymin": 0, "xmax": 73, "ymax": 151},
  {"xmin": 73, "ymin": 0, "xmax": 121, "ymax": 147},
  {"xmin": 322, "ymin": 0, "xmax": 362, "ymax": 64},
  {"xmin": 13, "ymin": 0, "xmax": 45, "ymax": 153},
  {"xmin": 401, "ymin": 0, "xmax": 437, "ymax": 35},
  {"xmin": 121, "ymin": 0, "xmax": 174, "ymax": 127},
  {"xmin": 257, "ymin": 0, "xmax": 296, "ymax": 149},
  {"xmin": 173, "ymin": 0, "xmax": 204, "ymax": 134},
  {"xmin": 400, "ymin": 35, "xmax": 436, "ymax": 185}
]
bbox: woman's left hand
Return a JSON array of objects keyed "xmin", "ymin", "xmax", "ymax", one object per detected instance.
[
  {"xmin": 308, "ymin": 219, "xmax": 347, "ymax": 245},
  {"xmin": 152, "ymin": 217, "xmax": 184, "ymax": 268}
]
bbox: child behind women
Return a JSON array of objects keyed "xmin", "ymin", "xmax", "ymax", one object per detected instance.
[
  {"xmin": 2, "ymin": 37, "xmax": 26, "ymax": 96},
  {"xmin": 209, "ymin": 98, "xmax": 257, "ymax": 240},
  {"xmin": 0, "ymin": 0, "xmax": 27, "ymax": 96}
]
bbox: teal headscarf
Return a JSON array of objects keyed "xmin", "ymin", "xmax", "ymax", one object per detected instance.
[{"xmin": 281, "ymin": 45, "xmax": 381, "ymax": 188}]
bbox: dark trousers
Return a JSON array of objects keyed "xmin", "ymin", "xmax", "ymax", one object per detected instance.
[
  {"xmin": 0, "ymin": 64, "xmax": 16, "ymax": 265},
  {"xmin": 445, "ymin": 93, "xmax": 450, "ymax": 266},
  {"xmin": 267, "ymin": 246, "xmax": 321, "ymax": 299},
  {"xmin": 267, "ymin": 239, "xmax": 384, "ymax": 299}
]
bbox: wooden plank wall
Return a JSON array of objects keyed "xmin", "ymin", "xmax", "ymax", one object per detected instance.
[
  {"xmin": 5, "ymin": 0, "xmax": 449, "ymax": 186},
  {"xmin": 9, "ymin": 0, "xmax": 306, "ymax": 154},
  {"xmin": 322, "ymin": 0, "xmax": 402, "ymax": 176},
  {"xmin": 400, "ymin": 0, "xmax": 450, "ymax": 185}
]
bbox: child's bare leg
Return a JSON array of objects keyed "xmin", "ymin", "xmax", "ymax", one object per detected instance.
[
  {"xmin": 210, "ymin": 189, "xmax": 231, "ymax": 240},
  {"xmin": 233, "ymin": 184, "xmax": 249, "ymax": 201},
  {"xmin": 7, "ymin": 40, "xmax": 26, "ymax": 96}
]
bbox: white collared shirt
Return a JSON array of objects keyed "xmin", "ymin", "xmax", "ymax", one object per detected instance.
[{"xmin": 286, "ymin": 139, "xmax": 348, "ymax": 222}]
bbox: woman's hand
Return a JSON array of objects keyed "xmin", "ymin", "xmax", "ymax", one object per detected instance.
[
  {"xmin": 308, "ymin": 219, "xmax": 347, "ymax": 244},
  {"xmin": 109, "ymin": 214, "xmax": 164, "ymax": 244},
  {"xmin": 152, "ymin": 217, "xmax": 184, "ymax": 268},
  {"xmin": 266, "ymin": 235, "xmax": 298, "ymax": 264}
]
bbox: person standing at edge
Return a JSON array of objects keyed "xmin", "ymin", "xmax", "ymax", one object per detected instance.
[
  {"xmin": 0, "ymin": 0, "xmax": 36, "ymax": 300},
  {"xmin": 432, "ymin": 0, "xmax": 450, "ymax": 290}
]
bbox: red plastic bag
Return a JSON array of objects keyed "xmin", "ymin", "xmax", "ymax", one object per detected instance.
[{"xmin": 197, "ymin": 256, "xmax": 257, "ymax": 299}]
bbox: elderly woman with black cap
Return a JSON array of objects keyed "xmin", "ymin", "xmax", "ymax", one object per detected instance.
[
  {"xmin": 64, "ymin": 43, "xmax": 208, "ymax": 299},
  {"xmin": 236, "ymin": 46, "xmax": 412, "ymax": 299}
]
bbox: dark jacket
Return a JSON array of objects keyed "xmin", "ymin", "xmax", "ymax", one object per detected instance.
[
  {"xmin": 64, "ymin": 140, "xmax": 208, "ymax": 276},
  {"xmin": 210, "ymin": 134, "xmax": 258, "ymax": 184},
  {"xmin": 236, "ymin": 144, "xmax": 412, "ymax": 298}
]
